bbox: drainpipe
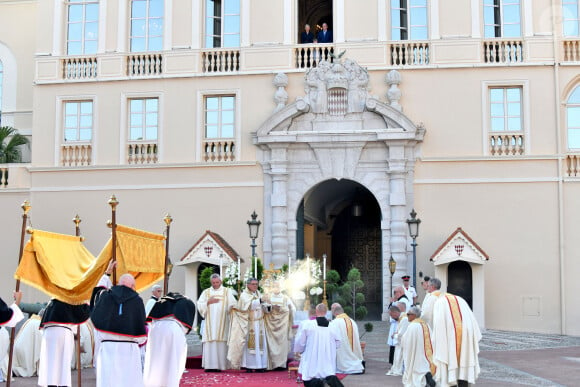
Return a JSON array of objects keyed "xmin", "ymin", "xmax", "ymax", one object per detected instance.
[{"xmin": 551, "ymin": 0, "xmax": 566, "ymax": 335}]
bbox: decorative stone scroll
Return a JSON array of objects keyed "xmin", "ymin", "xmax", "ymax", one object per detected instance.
[{"xmin": 273, "ymin": 72, "xmax": 289, "ymax": 112}]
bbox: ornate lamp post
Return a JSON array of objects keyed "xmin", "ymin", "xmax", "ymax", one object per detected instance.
[
  {"xmin": 388, "ymin": 255, "xmax": 397, "ymax": 294},
  {"xmin": 247, "ymin": 211, "xmax": 261, "ymax": 278},
  {"xmin": 406, "ymin": 209, "xmax": 421, "ymax": 289}
]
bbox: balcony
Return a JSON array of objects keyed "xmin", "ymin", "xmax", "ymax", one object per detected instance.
[
  {"xmin": 0, "ymin": 164, "xmax": 30, "ymax": 189},
  {"xmin": 566, "ymin": 153, "xmax": 580, "ymax": 177},
  {"xmin": 127, "ymin": 142, "xmax": 158, "ymax": 164},
  {"xmin": 63, "ymin": 56, "xmax": 98, "ymax": 80},
  {"xmin": 563, "ymin": 39, "xmax": 580, "ymax": 62},
  {"xmin": 61, "ymin": 143, "xmax": 92, "ymax": 166},
  {"xmin": 203, "ymin": 139, "xmax": 235, "ymax": 162},
  {"xmin": 201, "ymin": 48, "xmax": 240, "ymax": 73},
  {"xmin": 489, "ymin": 132, "xmax": 525, "ymax": 156},
  {"xmin": 390, "ymin": 41, "xmax": 430, "ymax": 66},
  {"xmin": 294, "ymin": 44, "xmax": 335, "ymax": 69},
  {"xmin": 483, "ymin": 39, "xmax": 524, "ymax": 64}
]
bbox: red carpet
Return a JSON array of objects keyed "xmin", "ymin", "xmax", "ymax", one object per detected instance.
[{"xmin": 180, "ymin": 368, "xmax": 304, "ymax": 386}]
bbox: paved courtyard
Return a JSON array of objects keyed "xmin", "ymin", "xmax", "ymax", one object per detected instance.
[{"xmin": 5, "ymin": 321, "xmax": 580, "ymax": 386}]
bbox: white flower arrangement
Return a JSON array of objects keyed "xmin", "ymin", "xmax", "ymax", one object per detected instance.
[
  {"xmin": 309, "ymin": 286, "xmax": 323, "ymax": 296},
  {"xmin": 223, "ymin": 263, "xmax": 239, "ymax": 288}
]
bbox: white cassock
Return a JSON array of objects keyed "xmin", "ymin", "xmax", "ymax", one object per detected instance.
[
  {"xmin": 38, "ymin": 324, "xmax": 74, "ymax": 387},
  {"xmin": 402, "ymin": 319, "xmax": 435, "ymax": 387},
  {"xmin": 0, "ymin": 303, "xmax": 24, "ymax": 382},
  {"xmin": 72, "ymin": 321, "xmax": 95, "ymax": 369},
  {"xmin": 432, "ymin": 293, "xmax": 482, "ymax": 387},
  {"xmin": 294, "ymin": 319, "xmax": 341, "ymax": 382},
  {"xmin": 329, "ymin": 314, "xmax": 364, "ymax": 374},
  {"xmin": 0, "ymin": 327, "xmax": 9, "ymax": 382},
  {"xmin": 421, "ymin": 291, "xmax": 438, "ymax": 330},
  {"xmin": 94, "ymin": 330, "xmax": 146, "ymax": 387},
  {"xmin": 387, "ymin": 314, "xmax": 409, "ymax": 376},
  {"xmin": 197, "ymin": 285, "xmax": 237, "ymax": 370},
  {"xmin": 12, "ymin": 315, "xmax": 43, "ymax": 377},
  {"xmin": 143, "ymin": 318, "xmax": 188, "ymax": 387}
]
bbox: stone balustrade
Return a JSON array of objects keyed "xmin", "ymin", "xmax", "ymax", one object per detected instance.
[
  {"xmin": 483, "ymin": 39, "xmax": 524, "ymax": 64},
  {"xmin": 202, "ymin": 48, "xmax": 240, "ymax": 73},
  {"xmin": 294, "ymin": 43, "xmax": 335, "ymax": 69},
  {"xmin": 127, "ymin": 142, "xmax": 158, "ymax": 164},
  {"xmin": 127, "ymin": 53, "xmax": 163, "ymax": 76},
  {"xmin": 203, "ymin": 139, "xmax": 235, "ymax": 162},
  {"xmin": 390, "ymin": 41, "xmax": 430, "ymax": 66},
  {"xmin": 0, "ymin": 164, "xmax": 30, "ymax": 189},
  {"xmin": 63, "ymin": 56, "xmax": 98, "ymax": 80},
  {"xmin": 61, "ymin": 143, "xmax": 92, "ymax": 166},
  {"xmin": 489, "ymin": 133, "xmax": 525, "ymax": 156}
]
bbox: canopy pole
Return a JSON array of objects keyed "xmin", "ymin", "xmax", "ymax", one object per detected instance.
[
  {"xmin": 6, "ymin": 200, "xmax": 31, "ymax": 387},
  {"xmin": 73, "ymin": 214, "xmax": 83, "ymax": 387},
  {"xmin": 108, "ymin": 195, "xmax": 119, "ymax": 285},
  {"xmin": 163, "ymin": 214, "xmax": 173, "ymax": 296}
]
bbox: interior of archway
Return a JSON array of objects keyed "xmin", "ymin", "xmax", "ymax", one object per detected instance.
[
  {"xmin": 296, "ymin": 179, "xmax": 382, "ymax": 319},
  {"xmin": 298, "ymin": 0, "xmax": 333, "ymax": 39}
]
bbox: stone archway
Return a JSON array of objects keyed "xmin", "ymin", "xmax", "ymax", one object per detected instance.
[{"xmin": 254, "ymin": 59, "xmax": 425, "ymax": 320}]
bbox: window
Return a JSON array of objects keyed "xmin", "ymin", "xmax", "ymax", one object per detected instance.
[
  {"xmin": 130, "ymin": 0, "xmax": 164, "ymax": 52},
  {"xmin": 64, "ymin": 101, "xmax": 93, "ymax": 142},
  {"xmin": 563, "ymin": 0, "xmax": 580, "ymax": 37},
  {"xmin": 67, "ymin": 0, "xmax": 99, "ymax": 55},
  {"xmin": 489, "ymin": 87, "xmax": 522, "ymax": 132},
  {"xmin": 567, "ymin": 87, "xmax": 580, "ymax": 149},
  {"xmin": 204, "ymin": 96, "xmax": 235, "ymax": 138},
  {"xmin": 0, "ymin": 60, "xmax": 3, "ymax": 125},
  {"xmin": 129, "ymin": 98, "xmax": 158, "ymax": 141},
  {"xmin": 391, "ymin": 0, "xmax": 428, "ymax": 40},
  {"xmin": 205, "ymin": 0, "xmax": 240, "ymax": 48},
  {"xmin": 484, "ymin": 0, "xmax": 521, "ymax": 38}
]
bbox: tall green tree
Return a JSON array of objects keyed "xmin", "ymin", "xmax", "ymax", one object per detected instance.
[{"xmin": 0, "ymin": 126, "xmax": 30, "ymax": 163}]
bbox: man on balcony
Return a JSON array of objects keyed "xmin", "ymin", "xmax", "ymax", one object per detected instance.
[{"xmin": 317, "ymin": 23, "xmax": 333, "ymax": 43}]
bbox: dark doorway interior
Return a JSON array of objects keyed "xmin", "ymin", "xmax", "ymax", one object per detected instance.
[
  {"xmin": 447, "ymin": 260, "xmax": 473, "ymax": 309},
  {"xmin": 298, "ymin": 0, "xmax": 333, "ymax": 40}
]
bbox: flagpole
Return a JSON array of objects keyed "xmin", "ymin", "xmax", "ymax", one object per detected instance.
[
  {"xmin": 163, "ymin": 213, "xmax": 173, "ymax": 296},
  {"xmin": 73, "ymin": 214, "xmax": 83, "ymax": 387},
  {"xmin": 6, "ymin": 200, "xmax": 31, "ymax": 387},
  {"xmin": 108, "ymin": 195, "xmax": 119, "ymax": 285}
]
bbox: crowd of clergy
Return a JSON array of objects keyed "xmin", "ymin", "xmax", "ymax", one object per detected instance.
[
  {"xmin": 198, "ymin": 272, "xmax": 365, "ymax": 384},
  {"xmin": 387, "ymin": 275, "xmax": 482, "ymax": 387}
]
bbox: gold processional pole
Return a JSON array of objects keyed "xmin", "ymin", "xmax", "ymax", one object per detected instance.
[
  {"xmin": 6, "ymin": 200, "xmax": 31, "ymax": 387},
  {"xmin": 108, "ymin": 195, "xmax": 119, "ymax": 285},
  {"xmin": 163, "ymin": 214, "xmax": 173, "ymax": 296},
  {"xmin": 73, "ymin": 214, "xmax": 83, "ymax": 387}
]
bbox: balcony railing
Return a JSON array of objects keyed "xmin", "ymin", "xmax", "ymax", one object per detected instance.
[
  {"xmin": 489, "ymin": 132, "xmax": 525, "ymax": 156},
  {"xmin": 63, "ymin": 56, "xmax": 98, "ymax": 80},
  {"xmin": 0, "ymin": 164, "xmax": 30, "ymax": 189},
  {"xmin": 127, "ymin": 53, "xmax": 163, "ymax": 76},
  {"xmin": 483, "ymin": 39, "xmax": 524, "ymax": 64},
  {"xmin": 565, "ymin": 154, "xmax": 580, "ymax": 177},
  {"xmin": 294, "ymin": 44, "xmax": 335, "ymax": 69},
  {"xmin": 127, "ymin": 142, "xmax": 158, "ymax": 164},
  {"xmin": 390, "ymin": 41, "xmax": 430, "ymax": 66},
  {"xmin": 202, "ymin": 49, "xmax": 240, "ymax": 73},
  {"xmin": 203, "ymin": 139, "xmax": 235, "ymax": 162},
  {"xmin": 61, "ymin": 143, "xmax": 92, "ymax": 166},
  {"xmin": 563, "ymin": 40, "xmax": 580, "ymax": 62}
]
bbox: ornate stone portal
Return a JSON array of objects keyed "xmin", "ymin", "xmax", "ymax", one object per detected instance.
[{"xmin": 253, "ymin": 59, "xmax": 425, "ymax": 320}]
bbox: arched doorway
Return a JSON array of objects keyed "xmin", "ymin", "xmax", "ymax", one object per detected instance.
[
  {"xmin": 447, "ymin": 260, "xmax": 473, "ymax": 309},
  {"xmin": 296, "ymin": 179, "xmax": 382, "ymax": 319}
]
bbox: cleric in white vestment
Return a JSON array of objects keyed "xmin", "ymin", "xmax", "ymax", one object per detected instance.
[
  {"xmin": 90, "ymin": 266, "xmax": 147, "ymax": 387},
  {"xmin": 197, "ymin": 274, "xmax": 237, "ymax": 371},
  {"xmin": 0, "ymin": 293, "xmax": 24, "ymax": 382},
  {"xmin": 430, "ymin": 278, "xmax": 482, "ymax": 387},
  {"xmin": 143, "ymin": 292, "xmax": 195, "ymax": 387},
  {"xmin": 329, "ymin": 303, "xmax": 364, "ymax": 374},
  {"xmin": 38, "ymin": 299, "xmax": 90, "ymax": 387},
  {"xmin": 401, "ymin": 306, "xmax": 436, "ymax": 387},
  {"xmin": 294, "ymin": 303, "xmax": 341, "ymax": 385}
]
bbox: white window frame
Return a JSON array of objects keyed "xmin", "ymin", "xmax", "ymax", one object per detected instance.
[
  {"xmin": 62, "ymin": 100, "xmax": 94, "ymax": 142},
  {"xmin": 565, "ymin": 85, "xmax": 580, "ymax": 150},
  {"xmin": 196, "ymin": 89, "xmax": 241, "ymax": 162},
  {"xmin": 55, "ymin": 95, "xmax": 98, "ymax": 166},
  {"xmin": 204, "ymin": 0, "xmax": 241, "ymax": 48},
  {"xmin": 489, "ymin": 86, "xmax": 523, "ymax": 132},
  {"xmin": 130, "ymin": 0, "xmax": 165, "ymax": 52},
  {"xmin": 481, "ymin": 80, "xmax": 530, "ymax": 155},
  {"xmin": 128, "ymin": 97, "xmax": 159, "ymax": 141},
  {"xmin": 483, "ymin": 0, "xmax": 522, "ymax": 38},
  {"xmin": 120, "ymin": 92, "xmax": 163, "ymax": 163},
  {"xmin": 66, "ymin": 0, "xmax": 100, "ymax": 55},
  {"xmin": 390, "ymin": 0, "xmax": 429, "ymax": 41},
  {"xmin": 563, "ymin": 0, "xmax": 580, "ymax": 37}
]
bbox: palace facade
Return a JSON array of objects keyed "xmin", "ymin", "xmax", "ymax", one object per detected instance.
[{"xmin": 1, "ymin": 0, "xmax": 579, "ymax": 335}]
